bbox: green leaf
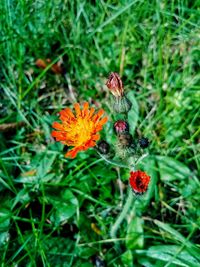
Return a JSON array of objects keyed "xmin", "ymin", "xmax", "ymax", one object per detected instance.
[
  {"xmin": 137, "ymin": 257, "xmax": 156, "ymax": 267},
  {"xmin": 121, "ymin": 250, "xmax": 134, "ymax": 267},
  {"xmin": 0, "ymin": 207, "xmax": 11, "ymax": 247},
  {"xmin": 16, "ymin": 151, "xmax": 57, "ymax": 184},
  {"xmin": 0, "ymin": 208, "xmax": 11, "ymax": 229},
  {"xmin": 0, "ymin": 232, "xmax": 10, "ymax": 247},
  {"xmin": 15, "ymin": 174, "xmax": 38, "ymax": 184},
  {"xmin": 74, "ymin": 261, "xmax": 93, "ymax": 267},
  {"xmin": 37, "ymin": 151, "xmax": 57, "ymax": 178},
  {"xmin": 78, "ymin": 247, "xmax": 97, "ymax": 259},
  {"xmin": 126, "ymin": 216, "xmax": 144, "ymax": 249},
  {"xmin": 156, "ymin": 156, "xmax": 190, "ymax": 181},
  {"xmin": 127, "ymin": 91, "xmax": 139, "ymax": 135},
  {"xmin": 49, "ymin": 190, "xmax": 78, "ymax": 225},
  {"xmin": 154, "ymin": 219, "xmax": 189, "ymax": 243},
  {"xmin": 136, "ymin": 245, "xmax": 200, "ymax": 267},
  {"xmin": 12, "ymin": 187, "xmax": 31, "ymax": 208},
  {"xmin": 42, "ymin": 173, "xmax": 56, "ymax": 182},
  {"xmin": 154, "ymin": 220, "xmax": 200, "ymax": 261}
]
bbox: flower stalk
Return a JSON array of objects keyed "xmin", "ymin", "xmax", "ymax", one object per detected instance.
[{"xmin": 105, "ymin": 72, "xmax": 151, "ymax": 194}]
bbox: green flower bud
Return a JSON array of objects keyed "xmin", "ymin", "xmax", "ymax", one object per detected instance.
[{"xmin": 113, "ymin": 95, "xmax": 132, "ymax": 113}]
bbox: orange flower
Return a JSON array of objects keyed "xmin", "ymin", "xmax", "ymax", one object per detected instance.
[
  {"xmin": 51, "ymin": 102, "xmax": 108, "ymax": 158},
  {"xmin": 129, "ymin": 170, "xmax": 150, "ymax": 194}
]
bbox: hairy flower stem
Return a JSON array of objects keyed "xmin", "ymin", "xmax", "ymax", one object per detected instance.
[
  {"xmin": 97, "ymin": 151, "xmax": 130, "ymax": 169},
  {"xmin": 110, "ymin": 189, "xmax": 135, "ymax": 244}
]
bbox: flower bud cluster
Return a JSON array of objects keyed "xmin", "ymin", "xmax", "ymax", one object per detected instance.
[
  {"xmin": 114, "ymin": 120, "xmax": 132, "ymax": 150},
  {"xmin": 104, "ymin": 72, "xmax": 151, "ymax": 194},
  {"xmin": 106, "ymin": 72, "xmax": 149, "ymax": 154}
]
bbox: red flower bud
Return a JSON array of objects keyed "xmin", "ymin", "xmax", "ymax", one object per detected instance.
[
  {"xmin": 106, "ymin": 72, "xmax": 124, "ymax": 97},
  {"xmin": 114, "ymin": 120, "xmax": 129, "ymax": 134},
  {"xmin": 129, "ymin": 170, "xmax": 150, "ymax": 194}
]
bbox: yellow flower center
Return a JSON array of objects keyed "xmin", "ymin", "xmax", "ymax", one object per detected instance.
[{"xmin": 65, "ymin": 117, "xmax": 94, "ymax": 147}]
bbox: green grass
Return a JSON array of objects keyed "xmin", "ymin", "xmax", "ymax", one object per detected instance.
[{"xmin": 0, "ymin": 0, "xmax": 200, "ymax": 266}]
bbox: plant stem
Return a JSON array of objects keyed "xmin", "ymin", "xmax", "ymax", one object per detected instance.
[
  {"xmin": 110, "ymin": 189, "xmax": 135, "ymax": 240},
  {"xmin": 97, "ymin": 151, "xmax": 130, "ymax": 169}
]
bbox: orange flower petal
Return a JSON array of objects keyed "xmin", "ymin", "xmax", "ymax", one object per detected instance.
[
  {"xmin": 99, "ymin": 117, "xmax": 108, "ymax": 125},
  {"xmin": 87, "ymin": 140, "xmax": 96, "ymax": 147},
  {"xmin": 95, "ymin": 125, "xmax": 103, "ymax": 132},
  {"xmin": 51, "ymin": 131, "xmax": 66, "ymax": 140},
  {"xmin": 97, "ymin": 109, "xmax": 104, "ymax": 118},
  {"xmin": 74, "ymin": 103, "xmax": 81, "ymax": 117},
  {"xmin": 92, "ymin": 134, "xmax": 100, "ymax": 141},
  {"xmin": 52, "ymin": 122, "xmax": 64, "ymax": 130},
  {"xmin": 82, "ymin": 102, "xmax": 89, "ymax": 117},
  {"xmin": 83, "ymin": 102, "xmax": 89, "ymax": 110},
  {"xmin": 60, "ymin": 108, "xmax": 75, "ymax": 119},
  {"xmin": 65, "ymin": 148, "xmax": 78, "ymax": 158},
  {"xmin": 93, "ymin": 109, "xmax": 104, "ymax": 122},
  {"xmin": 89, "ymin": 107, "xmax": 95, "ymax": 118},
  {"xmin": 51, "ymin": 131, "xmax": 59, "ymax": 137}
]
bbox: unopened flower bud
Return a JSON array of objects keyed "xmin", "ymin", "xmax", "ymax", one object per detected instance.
[
  {"xmin": 114, "ymin": 120, "xmax": 129, "ymax": 135},
  {"xmin": 118, "ymin": 133, "xmax": 133, "ymax": 148},
  {"xmin": 139, "ymin": 137, "xmax": 149, "ymax": 148},
  {"xmin": 113, "ymin": 95, "xmax": 132, "ymax": 113},
  {"xmin": 106, "ymin": 72, "xmax": 124, "ymax": 97},
  {"xmin": 97, "ymin": 140, "xmax": 110, "ymax": 154}
]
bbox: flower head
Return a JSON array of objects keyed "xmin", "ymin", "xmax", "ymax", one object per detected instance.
[
  {"xmin": 97, "ymin": 140, "xmax": 110, "ymax": 155},
  {"xmin": 106, "ymin": 72, "xmax": 124, "ymax": 97},
  {"xmin": 118, "ymin": 134, "xmax": 133, "ymax": 148},
  {"xmin": 139, "ymin": 137, "xmax": 149, "ymax": 149},
  {"xmin": 129, "ymin": 170, "xmax": 150, "ymax": 194},
  {"xmin": 114, "ymin": 120, "xmax": 129, "ymax": 134},
  {"xmin": 52, "ymin": 102, "xmax": 108, "ymax": 158}
]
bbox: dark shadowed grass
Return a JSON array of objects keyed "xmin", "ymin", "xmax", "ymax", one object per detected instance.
[{"xmin": 0, "ymin": 0, "xmax": 200, "ymax": 266}]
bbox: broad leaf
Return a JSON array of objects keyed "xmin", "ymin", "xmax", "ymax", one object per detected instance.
[
  {"xmin": 156, "ymin": 156, "xmax": 190, "ymax": 181},
  {"xmin": 136, "ymin": 245, "xmax": 200, "ymax": 267},
  {"xmin": 48, "ymin": 189, "xmax": 78, "ymax": 225}
]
